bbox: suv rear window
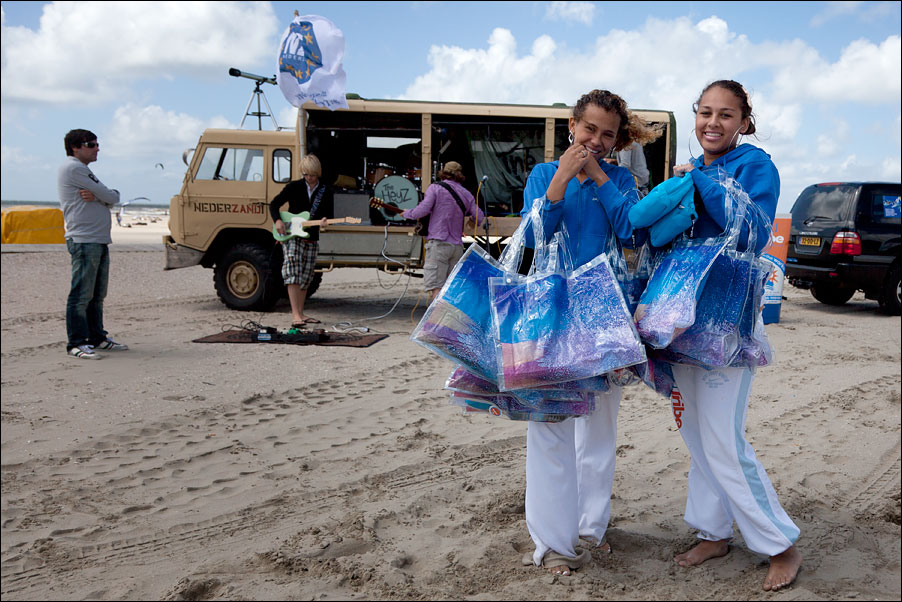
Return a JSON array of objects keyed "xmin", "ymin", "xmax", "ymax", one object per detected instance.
[{"xmin": 790, "ymin": 184, "xmax": 857, "ymax": 223}]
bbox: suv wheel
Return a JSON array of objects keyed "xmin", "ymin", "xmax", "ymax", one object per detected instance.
[
  {"xmin": 214, "ymin": 243, "xmax": 283, "ymax": 311},
  {"xmin": 810, "ymin": 283, "xmax": 856, "ymax": 306},
  {"xmin": 878, "ymin": 265, "xmax": 901, "ymax": 315}
]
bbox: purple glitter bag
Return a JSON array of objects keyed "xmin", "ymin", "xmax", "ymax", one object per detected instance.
[
  {"xmin": 410, "ymin": 200, "xmax": 547, "ymax": 381},
  {"xmin": 667, "ymin": 250, "xmax": 754, "ymax": 367},
  {"xmin": 489, "ymin": 252, "xmax": 646, "ymax": 391},
  {"xmin": 634, "ymin": 238, "xmax": 727, "ymax": 349}
]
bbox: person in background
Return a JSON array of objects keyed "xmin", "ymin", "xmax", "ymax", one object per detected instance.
[
  {"xmin": 402, "ymin": 161, "xmax": 484, "ymax": 303},
  {"xmin": 606, "ymin": 140, "xmax": 650, "ymax": 197},
  {"xmin": 58, "ymin": 129, "xmax": 128, "ymax": 360},
  {"xmin": 270, "ymin": 153, "xmax": 333, "ymax": 330}
]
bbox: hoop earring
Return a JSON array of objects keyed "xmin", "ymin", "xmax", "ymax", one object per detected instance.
[{"xmin": 568, "ymin": 131, "xmax": 574, "ymax": 145}]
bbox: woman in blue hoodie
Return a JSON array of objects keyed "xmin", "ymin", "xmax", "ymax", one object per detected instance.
[
  {"xmin": 519, "ymin": 90, "xmax": 661, "ymax": 576},
  {"xmin": 669, "ymin": 80, "xmax": 802, "ymax": 592}
]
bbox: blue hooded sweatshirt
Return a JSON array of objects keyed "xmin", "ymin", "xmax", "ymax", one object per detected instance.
[
  {"xmin": 688, "ymin": 143, "xmax": 779, "ymax": 255},
  {"xmin": 522, "ymin": 159, "xmax": 639, "ymax": 267}
]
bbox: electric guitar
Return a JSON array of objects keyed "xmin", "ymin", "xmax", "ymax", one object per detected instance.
[
  {"xmin": 369, "ymin": 197, "xmax": 427, "ymax": 235},
  {"xmin": 368, "ymin": 197, "xmax": 406, "ymax": 216},
  {"xmin": 272, "ymin": 211, "xmax": 362, "ymax": 241}
]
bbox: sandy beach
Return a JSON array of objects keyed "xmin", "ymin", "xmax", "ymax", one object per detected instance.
[{"xmin": 1, "ymin": 222, "xmax": 899, "ymax": 601}]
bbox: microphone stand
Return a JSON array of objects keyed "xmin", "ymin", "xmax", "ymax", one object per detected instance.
[{"xmin": 478, "ymin": 175, "xmax": 490, "ymax": 252}]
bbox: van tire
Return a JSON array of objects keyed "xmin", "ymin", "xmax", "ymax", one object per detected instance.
[
  {"xmin": 878, "ymin": 265, "xmax": 901, "ymax": 315},
  {"xmin": 810, "ymin": 283, "xmax": 855, "ymax": 306},
  {"xmin": 214, "ymin": 243, "xmax": 282, "ymax": 311}
]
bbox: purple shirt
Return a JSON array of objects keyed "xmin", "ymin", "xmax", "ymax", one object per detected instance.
[{"xmin": 402, "ymin": 179, "xmax": 484, "ymax": 244}]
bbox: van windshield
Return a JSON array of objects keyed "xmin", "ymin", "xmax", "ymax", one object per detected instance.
[{"xmin": 790, "ymin": 185, "xmax": 856, "ymax": 224}]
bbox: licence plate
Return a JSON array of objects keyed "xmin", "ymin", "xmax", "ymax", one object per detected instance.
[{"xmin": 799, "ymin": 236, "xmax": 821, "ymax": 246}]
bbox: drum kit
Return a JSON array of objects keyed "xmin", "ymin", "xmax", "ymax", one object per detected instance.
[{"xmin": 366, "ymin": 162, "xmax": 423, "ymax": 222}]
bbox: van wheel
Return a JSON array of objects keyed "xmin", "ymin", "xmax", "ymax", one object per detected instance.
[
  {"xmin": 214, "ymin": 243, "xmax": 282, "ymax": 311},
  {"xmin": 810, "ymin": 283, "xmax": 855, "ymax": 306},
  {"xmin": 878, "ymin": 265, "xmax": 901, "ymax": 315}
]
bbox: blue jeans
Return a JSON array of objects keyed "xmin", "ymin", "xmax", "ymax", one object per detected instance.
[{"xmin": 66, "ymin": 240, "xmax": 109, "ymax": 350}]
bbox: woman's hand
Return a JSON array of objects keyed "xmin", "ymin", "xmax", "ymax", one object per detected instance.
[
  {"xmin": 558, "ymin": 143, "xmax": 593, "ymax": 180},
  {"xmin": 547, "ymin": 143, "xmax": 598, "ymax": 202},
  {"xmin": 673, "ymin": 163, "xmax": 695, "ymax": 177},
  {"xmin": 582, "ymin": 151, "xmax": 610, "ymax": 187}
]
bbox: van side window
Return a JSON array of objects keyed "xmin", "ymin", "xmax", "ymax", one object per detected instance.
[
  {"xmin": 273, "ymin": 149, "xmax": 292, "ymax": 183},
  {"xmin": 870, "ymin": 189, "xmax": 902, "ymax": 224},
  {"xmin": 195, "ymin": 147, "xmax": 264, "ymax": 181}
]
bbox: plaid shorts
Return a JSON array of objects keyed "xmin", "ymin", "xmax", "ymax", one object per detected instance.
[{"xmin": 281, "ymin": 238, "xmax": 318, "ymax": 289}]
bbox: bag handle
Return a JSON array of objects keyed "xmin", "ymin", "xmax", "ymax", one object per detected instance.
[{"xmin": 499, "ymin": 197, "xmax": 547, "ymax": 275}]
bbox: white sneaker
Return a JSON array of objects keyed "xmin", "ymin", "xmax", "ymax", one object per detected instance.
[
  {"xmin": 69, "ymin": 344, "xmax": 102, "ymax": 360},
  {"xmin": 94, "ymin": 338, "xmax": 128, "ymax": 351}
]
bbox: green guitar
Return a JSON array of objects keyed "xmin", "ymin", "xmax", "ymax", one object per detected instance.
[{"xmin": 272, "ymin": 211, "xmax": 362, "ymax": 242}]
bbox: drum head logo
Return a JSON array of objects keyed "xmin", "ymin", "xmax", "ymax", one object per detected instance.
[{"xmin": 279, "ymin": 21, "xmax": 323, "ymax": 84}]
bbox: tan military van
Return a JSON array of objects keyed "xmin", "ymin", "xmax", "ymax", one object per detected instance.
[{"xmin": 164, "ymin": 97, "xmax": 676, "ymax": 310}]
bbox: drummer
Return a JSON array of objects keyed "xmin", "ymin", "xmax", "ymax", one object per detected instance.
[{"xmin": 402, "ymin": 161, "xmax": 484, "ymax": 302}]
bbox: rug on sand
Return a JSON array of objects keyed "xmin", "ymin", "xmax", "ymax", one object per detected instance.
[{"xmin": 193, "ymin": 329, "xmax": 388, "ymax": 348}]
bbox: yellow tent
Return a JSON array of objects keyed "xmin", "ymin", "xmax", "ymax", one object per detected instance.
[{"xmin": 1, "ymin": 206, "xmax": 66, "ymax": 244}]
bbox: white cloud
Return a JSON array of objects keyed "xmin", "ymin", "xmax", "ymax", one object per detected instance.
[
  {"xmin": 0, "ymin": 1, "xmax": 279, "ymax": 105},
  {"xmin": 545, "ymin": 1, "xmax": 595, "ymax": 26},
  {"xmin": 770, "ymin": 36, "xmax": 901, "ymax": 104},
  {"xmin": 809, "ymin": 1, "xmax": 864, "ymax": 27},
  {"xmin": 397, "ymin": 14, "xmax": 900, "ymax": 212},
  {"xmin": 881, "ymin": 156, "xmax": 902, "ymax": 181},
  {"xmin": 278, "ymin": 106, "xmax": 300, "ymax": 130},
  {"xmin": 105, "ymin": 103, "xmax": 234, "ymax": 159}
]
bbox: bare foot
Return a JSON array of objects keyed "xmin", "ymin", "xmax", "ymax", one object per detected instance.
[
  {"xmin": 547, "ymin": 563, "xmax": 571, "ymax": 576},
  {"xmin": 674, "ymin": 539, "xmax": 729, "ymax": 567},
  {"xmin": 763, "ymin": 545, "xmax": 801, "ymax": 591}
]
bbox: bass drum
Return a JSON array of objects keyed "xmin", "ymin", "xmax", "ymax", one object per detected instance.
[{"xmin": 373, "ymin": 175, "xmax": 420, "ymax": 222}]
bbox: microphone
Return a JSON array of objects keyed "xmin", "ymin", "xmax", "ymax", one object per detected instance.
[{"xmin": 481, "ymin": 175, "xmax": 489, "ymax": 182}]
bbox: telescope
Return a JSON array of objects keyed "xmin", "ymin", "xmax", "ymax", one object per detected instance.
[{"xmin": 229, "ymin": 68, "xmax": 276, "ymax": 85}]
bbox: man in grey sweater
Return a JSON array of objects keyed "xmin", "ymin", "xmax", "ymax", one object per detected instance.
[{"xmin": 59, "ymin": 129, "xmax": 128, "ymax": 359}]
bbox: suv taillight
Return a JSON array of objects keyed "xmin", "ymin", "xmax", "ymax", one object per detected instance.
[{"xmin": 830, "ymin": 231, "xmax": 862, "ymax": 256}]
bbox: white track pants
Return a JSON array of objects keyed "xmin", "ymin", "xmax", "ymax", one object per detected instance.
[
  {"xmin": 670, "ymin": 364, "xmax": 800, "ymax": 556},
  {"xmin": 525, "ymin": 387, "xmax": 621, "ymax": 565}
]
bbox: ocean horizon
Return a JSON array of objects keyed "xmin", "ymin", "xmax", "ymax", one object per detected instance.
[{"xmin": 2, "ymin": 199, "xmax": 169, "ymax": 211}]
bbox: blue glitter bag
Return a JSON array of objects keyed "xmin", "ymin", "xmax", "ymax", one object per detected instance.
[
  {"xmin": 634, "ymin": 238, "xmax": 727, "ymax": 349},
  {"xmin": 635, "ymin": 169, "xmax": 761, "ymax": 350},
  {"xmin": 410, "ymin": 200, "xmax": 547, "ymax": 381},
  {"xmin": 489, "ymin": 251, "xmax": 646, "ymax": 391},
  {"xmin": 667, "ymin": 249, "xmax": 754, "ymax": 367}
]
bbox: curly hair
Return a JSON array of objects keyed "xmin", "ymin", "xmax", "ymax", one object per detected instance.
[
  {"xmin": 693, "ymin": 80, "xmax": 757, "ymax": 136},
  {"xmin": 572, "ymin": 90, "xmax": 663, "ymax": 152}
]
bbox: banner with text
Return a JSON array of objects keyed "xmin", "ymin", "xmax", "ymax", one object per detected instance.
[{"xmin": 277, "ymin": 15, "xmax": 348, "ymax": 111}]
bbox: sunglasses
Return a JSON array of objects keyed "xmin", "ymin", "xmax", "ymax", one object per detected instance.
[{"xmin": 81, "ymin": 141, "xmax": 99, "ymax": 148}]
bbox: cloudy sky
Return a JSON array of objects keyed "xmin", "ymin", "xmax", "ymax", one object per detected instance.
[{"xmin": 1, "ymin": 1, "xmax": 900, "ymax": 213}]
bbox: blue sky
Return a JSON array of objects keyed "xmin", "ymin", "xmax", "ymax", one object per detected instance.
[{"xmin": 2, "ymin": 1, "xmax": 900, "ymax": 213}]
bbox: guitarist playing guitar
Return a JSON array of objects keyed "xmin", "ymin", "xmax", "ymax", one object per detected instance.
[
  {"xmin": 394, "ymin": 161, "xmax": 484, "ymax": 303},
  {"xmin": 268, "ymin": 154, "xmax": 334, "ymax": 329}
]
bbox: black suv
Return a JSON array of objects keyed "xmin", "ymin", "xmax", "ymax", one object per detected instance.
[{"xmin": 786, "ymin": 182, "xmax": 901, "ymax": 314}]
